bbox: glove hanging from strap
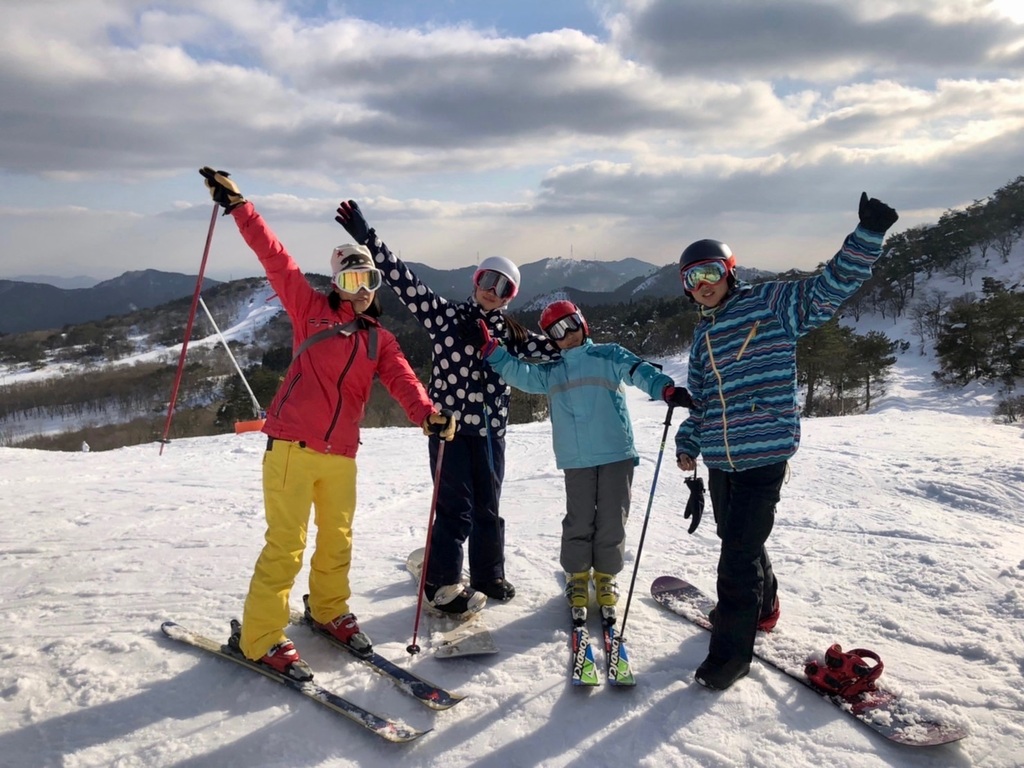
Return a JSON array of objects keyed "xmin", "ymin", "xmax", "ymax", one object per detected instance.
[
  {"xmin": 683, "ymin": 471, "xmax": 704, "ymax": 534},
  {"xmin": 805, "ymin": 644, "xmax": 884, "ymax": 699}
]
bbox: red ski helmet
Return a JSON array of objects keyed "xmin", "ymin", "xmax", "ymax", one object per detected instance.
[{"xmin": 539, "ymin": 299, "xmax": 589, "ymax": 339}]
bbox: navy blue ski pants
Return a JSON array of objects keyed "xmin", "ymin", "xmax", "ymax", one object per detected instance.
[{"xmin": 425, "ymin": 433, "xmax": 506, "ymax": 587}]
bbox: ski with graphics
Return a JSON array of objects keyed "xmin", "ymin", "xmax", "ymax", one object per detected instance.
[
  {"xmin": 569, "ymin": 606, "xmax": 600, "ymax": 687},
  {"xmin": 160, "ymin": 620, "xmax": 428, "ymax": 743},
  {"xmin": 600, "ymin": 608, "xmax": 636, "ymax": 687},
  {"xmin": 289, "ymin": 595, "xmax": 464, "ymax": 710}
]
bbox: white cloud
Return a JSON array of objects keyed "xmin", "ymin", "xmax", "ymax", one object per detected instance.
[{"xmin": 0, "ymin": 0, "xmax": 1021, "ymax": 279}]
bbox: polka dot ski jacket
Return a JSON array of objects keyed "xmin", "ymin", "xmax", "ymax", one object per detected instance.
[{"xmin": 367, "ymin": 235, "xmax": 560, "ymax": 437}]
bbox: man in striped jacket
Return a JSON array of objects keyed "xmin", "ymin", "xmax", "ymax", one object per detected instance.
[{"xmin": 674, "ymin": 192, "xmax": 899, "ymax": 691}]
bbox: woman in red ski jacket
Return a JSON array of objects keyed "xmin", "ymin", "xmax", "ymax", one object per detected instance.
[{"xmin": 200, "ymin": 167, "xmax": 456, "ymax": 681}]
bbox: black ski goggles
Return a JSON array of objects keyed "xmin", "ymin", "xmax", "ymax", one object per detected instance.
[
  {"xmin": 543, "ymin": 312, "xmax": 584, "ymax": 341},
  {"xmin": 474, "ymin": 269, "xmax": 517, "ymax": 300}
]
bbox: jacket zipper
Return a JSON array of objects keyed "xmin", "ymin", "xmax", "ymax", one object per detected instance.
[
  {"xmin": 704, "ymin": 331, "xmax": 735, "ymax": 470},
  {"xmin": 273, "ymin": 372, "xmax": 303, "ymax": 418},
  {"xmin": 324, "ymin": 334, "xmax": 361, "ymax": 443},
  {"xmin": 736, "ymin": 321, "xmax": 759, "ymax": 361}
]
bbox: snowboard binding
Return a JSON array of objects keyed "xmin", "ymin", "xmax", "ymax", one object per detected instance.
[{"xmin": 805, "ymin": 643, "xmax": 884, "ymax": 699}]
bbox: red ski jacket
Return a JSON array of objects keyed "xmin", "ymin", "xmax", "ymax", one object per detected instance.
[{"xmin": 231, "ymin": 203, "xmax": 434, "ymax": 457}]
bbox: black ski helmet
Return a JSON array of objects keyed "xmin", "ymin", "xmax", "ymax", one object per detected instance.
[
  {"xmin": 679, "ymin": 239, "xmax": 736, "ymax": 270},
  {"xmin": 678, "ymin": 239, "xmax": 737, "ymax": 298}
]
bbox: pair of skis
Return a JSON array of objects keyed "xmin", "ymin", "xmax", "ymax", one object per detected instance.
[
  {"xmin": 161, "ymin": 546, "xmax": 499, "ymax": 743},
  {"xmin": 569, "ymin": 607, "xmax": 635, "ymax": 688},
  {"xmin": 161, "ymin": 601, "xmax": 465, "ymax": 743}
]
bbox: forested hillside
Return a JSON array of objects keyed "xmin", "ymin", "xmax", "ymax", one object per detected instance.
[{"xmin": 1, "ymin": 176, "xmax": 1021, "ymax": 450}]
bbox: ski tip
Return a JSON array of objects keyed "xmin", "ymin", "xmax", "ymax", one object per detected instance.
[{"xmin": 399, "ymin": 726, "xmax": 433, "ymax": 743}]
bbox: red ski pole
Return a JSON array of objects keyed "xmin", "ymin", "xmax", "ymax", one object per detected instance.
[
  {"xmin": 407, "ymin": 439, "xmax": 446, "ymax": 655},
  {"xmin": 158, "ymin": 204, "xmax": 218, "ymax": 455}
]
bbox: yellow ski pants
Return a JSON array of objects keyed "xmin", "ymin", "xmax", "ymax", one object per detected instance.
[{"xmin": 240, "ymin": 439, "xmax": 358, "ymax": 660}]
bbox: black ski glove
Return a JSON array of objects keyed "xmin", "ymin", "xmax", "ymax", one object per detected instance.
[
  {"xmin": 199, "ymin": 167, "xmax": 246, "ymax": 214},
  {"xmin": 683, "ymin": 473, "xmax": 704, "ymax": 535},
  {"xmin": 663, "ymin": 385, "xmax": 695, "ymax": 409},
  {"xmin": 858, "ymin": 192, "xmax": 899, "ymax": 235},
  {"xmin": 335, "ymin": 200, "xmax": 374, "ymax": 246}
]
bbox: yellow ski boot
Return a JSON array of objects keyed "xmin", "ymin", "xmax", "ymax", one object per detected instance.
[{"xmin": 563, "ymin": 571, "xmax": 591, "ymax": 608}]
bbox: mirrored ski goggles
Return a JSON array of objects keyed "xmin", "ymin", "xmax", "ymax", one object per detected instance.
[
  {"xmin": 474, "ymin": 269, "xmax": 517, "ymax": 299},
  {"xmin": 333, "ymin": 268, "xmax": 382, "ymax": 294},
  {"xmin": 681, "ymin": 260, "xmax": 728, "ymax": 292},
  {"xmin": 543, "ymin": 312, "xmax": 584, "ymax": 341}
]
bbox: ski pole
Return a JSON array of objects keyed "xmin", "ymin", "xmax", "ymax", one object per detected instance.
[
  {"xmin": 199, "ymin": 295, "xmax": 262, "ymax": 418},
  {"xmin": 159, "ymin": 204, "xmax": 218, "ymax": 455},
  {"xmin": 618, "ymin": 405, "xmax": 675, "ymax": 641},
  {"xmin": 407, "ymin": 438, "xmax": 446, "ymax": 655}
]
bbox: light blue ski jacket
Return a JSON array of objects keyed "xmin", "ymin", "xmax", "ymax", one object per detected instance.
[{"xmin": 487, "ymin": 339, "xmax": 673, "ymax": 469}]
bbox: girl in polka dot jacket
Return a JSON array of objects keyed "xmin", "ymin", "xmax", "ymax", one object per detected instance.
[{"xmin": 336, "ymin": 200, "xmax": 560, "ymax": 615}]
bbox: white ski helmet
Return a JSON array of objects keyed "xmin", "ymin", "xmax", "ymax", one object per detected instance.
[{"xmin": 473, "ymin": 255, "xmax": 521, "ymax": 299}]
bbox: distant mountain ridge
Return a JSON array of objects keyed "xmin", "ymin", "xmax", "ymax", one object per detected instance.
[
  {"xmin": 0, "ymin": 270, "xmax": 222, "ymax": 334},
  {"xmin": 0, "ymin": 256, "xmax": 742, "ymax": 335},
  {"xmin": 520, "ymin": 263, "xmax": 775, "ymax": 310},
  {"xmin": 392, "ymin": 256, "xmax": 661, "ymax": 304},
  {"xmin": 10, "ymin": 274, "xmax": 99, "ymax": 289}
]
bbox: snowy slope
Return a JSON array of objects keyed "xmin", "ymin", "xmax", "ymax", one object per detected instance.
[{"xmin": 1, "ymin": 347, "xmax": 1022, "ymax": 767}]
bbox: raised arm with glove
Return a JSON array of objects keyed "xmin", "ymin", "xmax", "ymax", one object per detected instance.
[
  {"xmin": 336, "ymin": 200, "xmax": 374, "ymax": 245},
  {"xmin": 858, "ymin": 192, "xmax": 899, "ymax": 235},
  {"xmin": 199, "ymin": 167, "xmax": 246, "ymax": 214}
]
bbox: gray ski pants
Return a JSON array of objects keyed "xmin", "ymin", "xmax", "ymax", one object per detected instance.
[{"xmin": 560, "ymin": 458, "xmax": 635, "ymax": 574}]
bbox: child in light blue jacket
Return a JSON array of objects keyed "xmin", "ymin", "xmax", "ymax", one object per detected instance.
[{"xmin": 479, "ymin": 300, "xmax": 693, "ymax": 617}]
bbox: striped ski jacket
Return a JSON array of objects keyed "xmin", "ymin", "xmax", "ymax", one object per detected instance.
[{"xmin": 674, "ymin": 226, "xmax": 885, "ymax": 472}]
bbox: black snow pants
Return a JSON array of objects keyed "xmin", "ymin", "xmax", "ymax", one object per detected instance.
[
  {"xmin": 424, "ymin": 433, "xmax": 506, "ymax": 587},
  {"xmin": 706, "ymin": 460, "xmax": 786, "ymax": 665}
]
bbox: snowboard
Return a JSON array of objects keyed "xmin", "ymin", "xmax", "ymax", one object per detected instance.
[
  {"xmin": 405, "ymin": 547, "xmax": 498, "ymax": 658},
  {"xmin": 651, "ymin": 576, "xmax": 968, "ymax": 747}
]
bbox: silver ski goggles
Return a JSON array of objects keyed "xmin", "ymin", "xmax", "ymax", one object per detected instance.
[{"xmin": 543, "ymin": 312, "xmax": 584, "ymax": 341}]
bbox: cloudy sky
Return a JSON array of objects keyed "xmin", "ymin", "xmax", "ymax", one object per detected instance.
[{"xmin": 2, "ymin": 0, "xmax": 1023, "ymax": 283}]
